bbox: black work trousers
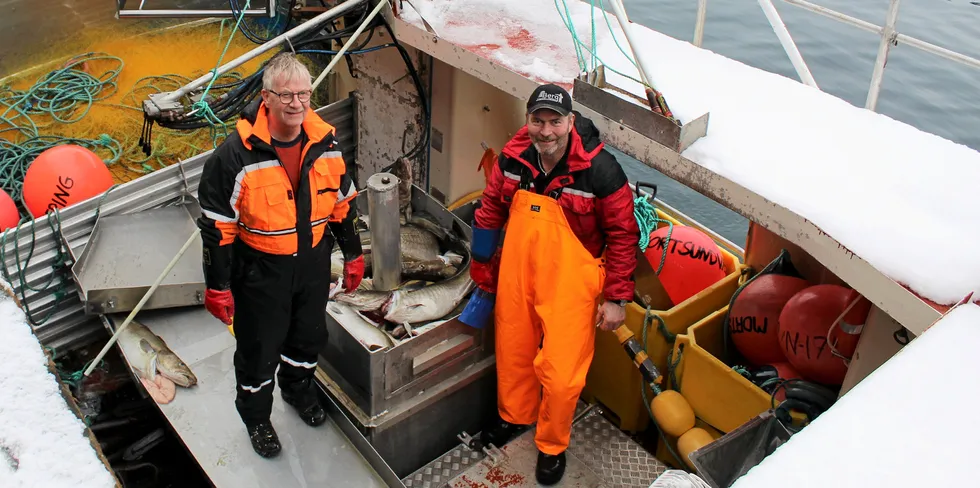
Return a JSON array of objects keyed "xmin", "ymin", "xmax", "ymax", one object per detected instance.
[{"xmin": 230, "ymin": 238, "xmax": 332, "ymax": 427}]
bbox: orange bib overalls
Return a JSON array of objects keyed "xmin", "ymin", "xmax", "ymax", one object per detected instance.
[{"xmin": 494, "ymin": 183, "xmax": 606, "ymax": 455}]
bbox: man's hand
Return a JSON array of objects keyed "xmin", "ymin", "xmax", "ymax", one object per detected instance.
[
  {"xmin": 205, "ymin": 289, "xmax": 234, "ymax": 325},
  {"xmin": 595, "ymin": 300, "xmax": 627, "ymax": 331},
  {"xmin": 343, "ymin": 255, "xmax": 365, "ymax": 292}
]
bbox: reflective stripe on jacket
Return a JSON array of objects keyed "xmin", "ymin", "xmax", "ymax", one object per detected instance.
[{"xmin": 198, "ymin": 102, "xmax": 357, "ymax": 256}]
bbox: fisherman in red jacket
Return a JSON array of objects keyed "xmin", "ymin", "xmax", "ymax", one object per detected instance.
[{"xmin": 460, "ymin": 83, "xmax": 639, "ymax": 485}]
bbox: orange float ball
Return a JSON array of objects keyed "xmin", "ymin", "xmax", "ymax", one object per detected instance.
[
  {"xmin": 728, "ymin": 273, "xmax": 809, "ymax": 366},
  {"xmin": 23, "ymin": 145, "xmax": 114, "ymax": 217},
  {"xmin": 643, "ymin": 225, "xmax": 727, "ymax": 305},
  {"xmin": 0, "ymin": 188, "xmax": 20, "ymax": 231},
  {"xmin": 778, "ymin": 285, "xmax": 871, "ymax": 386}
]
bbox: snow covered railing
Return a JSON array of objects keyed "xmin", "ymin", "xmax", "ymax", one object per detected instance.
[
  {"xmin": 694, "ymin": 0, "xmax": 980, "ymax": 110},
  {"xmin": 0, "ymin": 280, "xmax": 118, "ymax": 488},
  {"xmin": 388, "ymin": 0, "xmax": 980, "ymax": 337}
]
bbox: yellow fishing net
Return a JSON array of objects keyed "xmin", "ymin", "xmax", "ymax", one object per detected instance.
[{"xmin": 0, "ymin": 20, "xmax": 274, "ymax": 206}]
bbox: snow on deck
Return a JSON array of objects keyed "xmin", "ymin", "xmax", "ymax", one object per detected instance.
[
  {"xmin": 0, "ymin": 281, "xmax": 116, "ymax": 488},
  {"xmin": 731, "ymin": 302, "xmax": 980, "ymax": 487},
  {"xmin": 398, "ymin": 0, "xmax": 980, "ymax": 306}
]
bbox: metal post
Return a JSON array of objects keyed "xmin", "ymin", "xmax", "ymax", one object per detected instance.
[
  {"xmin": 366, "ymin": 173, "xmax": 402, "ymax": 291},
  {"xmin": 117, "ymin": 9, "xmax": 269, "ymax": 18},
  {"xmin": 605, "ymin": 0, "xmax": 658, "ymax": 87},
  {"xmin": 757, "ymin": 0, "xmax": 819, "ymax": 89},
  {"xmin": 694, "ymin": 0, "xmax": 708, "ymax": 48},
  {"xmin": 866, "ymin": 0, "xmax": 902, "ymax": 111}
]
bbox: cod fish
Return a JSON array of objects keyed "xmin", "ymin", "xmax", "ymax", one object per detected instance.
[
  {"xmin": 384, "ymin": 260, "xmax": 475, "ymax": 325},
  {"xmin": 330, "ymin": 250, "xmax": 463, "ymax": 284},
  {"xmin": 335, "ymin": 261, "xmax": 475, "ymax": 326},
  {"xmin": 359, "ymin": 224, "xmax": 442, "ymax": 262},
  {"xmin": 117, "ymin": 320, "xmax": 198, "ymax": 404}
]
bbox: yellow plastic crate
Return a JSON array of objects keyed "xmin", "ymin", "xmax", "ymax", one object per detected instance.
[
  {"xmin": 670, "ymin": 306, "xmax": 774, "ymax": 434},
  {"xmin": 582, "ymin": 209, "xmax": 745, "ymax": 433}
]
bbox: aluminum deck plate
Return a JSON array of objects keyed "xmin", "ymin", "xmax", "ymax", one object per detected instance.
[
  {"xmin": 402, "ymin": 405, "xmax": 667, "ymax": 488},
  {"xmin": 71, "ymin": 203, "xmax": 206, "ymax": 315},
  {"xmin": 106, "ymin": 306, "xmax": 386, "ymax": 488}
]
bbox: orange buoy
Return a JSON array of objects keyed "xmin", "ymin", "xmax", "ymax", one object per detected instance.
[
  {"xmin": 778, "ymin": 285, "xmax": 871, "ymax": 385},
  {"xmin": 643, "ymin": 225, "xmax": 727, "ymax": 305},
  {"xmin": 23, "ymin": 145, "xmax": 114, "ymax": 217},
  {"xmin": 0, "ymin": 189, "xmax": 20, "ymax": 231},
  {"xmin": 728, "ymin": 273, "xmax": 809, "ymax": 366}
]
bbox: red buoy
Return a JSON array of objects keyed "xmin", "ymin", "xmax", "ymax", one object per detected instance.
[
  {"xmin": 22, "ymin": 145, "xmax": 114, "ymax": 217},
  {"xmin": 728, "ymin": 273, "xmax": 809, "ymax": 365},
  {"xmin": 643, "ymin": 225, "xmax": 727, "ymax": 304},
  {"xmin": 778, "ymin": 285, "xmax": 871, "ymax": 385},
  {"xmin": 0, "ymin": 189, "xmax": 20, "ymax": 231}
]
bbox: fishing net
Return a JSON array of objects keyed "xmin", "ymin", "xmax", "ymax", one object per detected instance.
[{"xmin": 0, "ymin": 21, "xmax": 273, "ymax": 220}]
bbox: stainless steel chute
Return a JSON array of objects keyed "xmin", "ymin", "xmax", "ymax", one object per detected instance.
[{"xmin": 67, "ymin": 200, "xmax": 206, "ymax": 315}]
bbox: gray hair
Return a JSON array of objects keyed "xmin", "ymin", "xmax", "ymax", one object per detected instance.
[{"xmin": 262, "ymin": 52, "xmax": 312, "ymax": 91}]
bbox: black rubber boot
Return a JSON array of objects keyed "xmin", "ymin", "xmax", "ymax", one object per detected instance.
[
  {"xmin": 480, "ymin": 417, "xmax": 524, "ymax": 448},
  {"xmin": 536, "ymin": 451, "xmax": 566, "ymax": 486},
  {"xmin": 281, "ymin": 390, "xmax": 327, "ymax": 427},
  {"xmin": 247, "ymin": 421, "xmax": 282, "ymax": 458}
]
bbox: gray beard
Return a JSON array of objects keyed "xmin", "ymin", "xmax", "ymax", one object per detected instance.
[{"xmin": 534, "ymin": 139, "xmax": 566, "ymax": 158}]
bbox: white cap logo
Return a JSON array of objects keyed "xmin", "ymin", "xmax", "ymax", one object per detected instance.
[{"xmin": 536, "ymin": 91, "xmax": 563, "ymax": 104}]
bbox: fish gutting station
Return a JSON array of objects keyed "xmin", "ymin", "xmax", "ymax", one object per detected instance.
[{"xmin": 1, "ymin": 1, "xmax": 976, "ymax": 487}]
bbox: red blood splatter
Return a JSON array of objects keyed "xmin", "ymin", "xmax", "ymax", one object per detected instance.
[
  {"xmin": 506, "ymin": 28, "xmax": 539, "ymax": 51},
  {"xmin": 457, "ymin": 475, "xmax": 487, "ymax": 488},
  {"xmin": 485, "ymin": 466, "xmax": 525, "ymax": 487}
]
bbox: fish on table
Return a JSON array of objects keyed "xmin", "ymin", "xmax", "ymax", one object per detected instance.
[
  {"xmin": 117, "ymin": 319, "xmax": 197, "ymax": 405},
  {"xmin": 333, "ymin": 260, "xmax": 475, "ymax": 328}
]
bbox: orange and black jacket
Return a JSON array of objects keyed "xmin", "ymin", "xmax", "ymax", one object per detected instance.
[{"xmin": 196, "ymin": 100, "xmax": 361, "ymax": 290}]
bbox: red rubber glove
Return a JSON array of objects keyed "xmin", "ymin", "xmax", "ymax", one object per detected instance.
[
  {"xmin": 470, "ymin": 252, "xmax": 501, "ymax": 293},
  {"xmin": 204, "ymin": 289, "xmax": 234, "ymax": 325},
  {"xmin": 343, "ymin": 255, "xmax": 365, "ymax": 292}
]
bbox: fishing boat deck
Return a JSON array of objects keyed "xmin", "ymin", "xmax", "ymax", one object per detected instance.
[
  {"xmin": 104, "ymin": 306, "xmax": 387, "ymax": 488},
  {"xmin": 391, "ymin": 0, "xmax": 980, "ymax": 335}
]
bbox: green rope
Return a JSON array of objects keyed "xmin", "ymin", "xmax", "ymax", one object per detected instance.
[
  {"xmin": 188, "ymin": 0, "xmax": 252, "ymax": 147},
  {"xmin": 0, "ymin": 210, "xmax": 71, "ymax": 326},
  {"xmin": 634, "ymin": 193, "xmax": 673, "ymax": 274},
  {"xmin": 732, "ymin": 365, "xmax": 751, "ymax": 378},
  {"xmin": 553, "ymin": 0, "xmax": 650, "ymax": 88},
  {"xmin": 639, "ymin": 306, "xmax": 686, "ymax": 467}
]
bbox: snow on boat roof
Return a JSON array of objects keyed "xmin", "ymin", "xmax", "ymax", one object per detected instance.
[
  {"xmin": 0, "ymin": 281, "xmax": 116, "ymax": 487},
  {"xmin": 398, "ymin": 0, "xmax": 980, "ymax": 306},
  {"xmin": 731, "ymin": 302, "xmax": 980, "ymax": 487}
]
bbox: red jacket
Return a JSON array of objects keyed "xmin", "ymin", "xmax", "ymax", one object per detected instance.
[{"xmin": 475, "ymin": 112, "xmax": 639, "ymax": 301}]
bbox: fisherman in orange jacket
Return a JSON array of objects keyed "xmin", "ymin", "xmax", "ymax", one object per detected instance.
[
  {"xmin": 196, "ymin": 53, "xmax": 364, "ymax": 458},
  {"xmin": 460, "ymin": 84, "xmax": 639, "ymax": 485}
]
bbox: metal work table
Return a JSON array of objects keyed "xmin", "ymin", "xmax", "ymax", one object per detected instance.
[{"xmin": 105, "ymin": 306, "xmax": 388, "ymax": 488}]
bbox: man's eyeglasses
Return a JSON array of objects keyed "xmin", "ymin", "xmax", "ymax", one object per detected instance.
[{"xmin": 269, "ymin": 89, "xmax": 312, "ymax": 104}]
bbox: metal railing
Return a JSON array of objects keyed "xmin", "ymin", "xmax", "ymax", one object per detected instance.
[
  {"xmin": 115, "ymin": 0, "xmax": 276, "ymax": 18},
  {"xmin": 691, "ymin": 0, "xmax": 980, "ymax": 111}
]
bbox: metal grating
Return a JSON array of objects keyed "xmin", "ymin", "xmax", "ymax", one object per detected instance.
[
  {"xmin": 402, "ymin": 402, "xmax": 667, "ymax": 488},
  {"xmin": 568, "ymin": 408, "xmax": 668, "ymax": 488},
  {"xmin": 402, "ymin": 444, "xmax": 485, "ymax": 488},
  {"xmin": 0, "ymin": 97, "xmax": 357, "ymax": 354}
]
